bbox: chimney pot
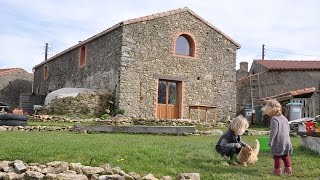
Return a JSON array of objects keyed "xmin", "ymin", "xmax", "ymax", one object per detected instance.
[{"xmin": 240, "ymin": 62, "xmax": 248, "ymax": 72}]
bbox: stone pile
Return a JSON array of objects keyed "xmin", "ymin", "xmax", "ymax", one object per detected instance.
[
  {"xmin": 0, "ymin": 160, "xmax": 200, "ymax": 180},
  {"xmin": 0, "ymin": 126, "xmax": 73, "ymax": 132},
  {"xmin": 36, "ymin": 91, "xmax": 113, "ymax": 117}
]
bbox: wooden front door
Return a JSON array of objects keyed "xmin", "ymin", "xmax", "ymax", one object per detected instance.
[{"xmin": 157, "ymin": 80, "xmax": 181, "ymax": 119}]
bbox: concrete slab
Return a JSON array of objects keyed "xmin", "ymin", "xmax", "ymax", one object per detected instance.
[{"xmin": 74, "ymin": 125, "xmax": 195, "ymax": 135}]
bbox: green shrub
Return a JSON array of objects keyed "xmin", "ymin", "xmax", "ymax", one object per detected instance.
[
  {"xmin": 100, "ymin": 113, "xmax": 111, "ymax": 120},
  {"xmin": 113, "ymin": 108, "xmax": 125, "ymax": 116}
]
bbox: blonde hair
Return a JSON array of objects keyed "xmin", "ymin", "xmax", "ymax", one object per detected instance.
[
  {"xmin": 229, "ymin": 115, "xmax": 249, "ymax": 135},
  {"xmin": 262, "ymin": 99, "xmax": 282, "ymax": 116}
]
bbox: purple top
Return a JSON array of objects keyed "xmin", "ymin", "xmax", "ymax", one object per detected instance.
[{"xmin": 268, "ymin": 115, "xmax": 293, "ymax": 156}]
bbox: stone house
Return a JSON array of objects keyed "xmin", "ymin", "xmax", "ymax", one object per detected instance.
[
  {"xmin": 0, "ymin": 68, "xmax": 33, "ymax": 111},
  {"xmin": 33, "ymin": 7, "xmax": 240, "ymax": 121},
  {"xmin": 237, "ymin": 60, "xmax": 320, "ymax": 120}
]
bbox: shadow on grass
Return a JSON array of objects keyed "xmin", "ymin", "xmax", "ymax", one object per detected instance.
[{"xmin": 189, "ymin": 156, "xmax": 259, "ymax": 176}]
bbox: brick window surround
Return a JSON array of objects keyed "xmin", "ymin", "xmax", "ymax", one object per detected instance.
[
  {"xmin": 43, "ymin": 65, "xmax": 48, "ymax": 79},
  {"xmin": 173, "ymin": 32, "xmax": 196, "ymax": 58},
  {"xmin": 79, "ymin": 46, "xmax": 86, "ymax": 68}
]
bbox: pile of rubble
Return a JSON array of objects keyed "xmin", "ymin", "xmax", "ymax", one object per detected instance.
[{"xmin": 0, "ymin": 160, "xmax": 200, "ymax": 180}]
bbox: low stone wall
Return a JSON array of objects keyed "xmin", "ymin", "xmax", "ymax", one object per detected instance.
[
  {"xmin": 0, "ymin": 126, "xmax": 73, "ymax": 132},
  {"xmin": 299, "ymin": 135, "xmax": 320, "ymax": 154},
  {"xmin": 0, "ymin": 160, "xmax": 200, "ymax": 180},
  {"xmin": 31, "ymin": 114, "xmax": 222, "ymax": 127}
]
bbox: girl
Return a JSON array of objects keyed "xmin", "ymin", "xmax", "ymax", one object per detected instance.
[
  {"xmin": 263, "ymin": 99, "xmax": 293, "ymax": 176},
  {"xmin": 216, "ymin": 115, "xmax": 250, "ymax": 165}
]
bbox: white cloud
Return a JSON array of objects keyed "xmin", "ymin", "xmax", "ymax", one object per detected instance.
[{"xmin": 0, "ymin": 0, "xmax": 319, "ymax": 72}]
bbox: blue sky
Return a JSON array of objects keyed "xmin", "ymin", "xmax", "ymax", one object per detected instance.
[{"xmin": 0, "ymin": 0, "xmax": 319, "ymax": 72}]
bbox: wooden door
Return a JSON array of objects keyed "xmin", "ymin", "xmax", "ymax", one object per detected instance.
[{"xmin": 157, "ymin": 80, "xmax": 180, "ymax": 119}]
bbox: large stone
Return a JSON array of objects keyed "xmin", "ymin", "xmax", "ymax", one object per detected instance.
[
  {"xmin": 0, "ymin": 172, "xmax": 7, "ymax": 179},
  {"xmin": 98, "ymin": 174, "xmax": 125, "ymax": 180},
  {"xmin": 56, "ymin": 173, "xmax": 88, "ymax": 180},
  {"xmin": 112, "ymin": 167, "xmax": 126, "ymax": 176},
  {"xmin": 141, "ymin": 174, "xmax": 159, "ymax": 180},
  {"xmin": 14, "ymin": 160, "xmax": 27, "ymax": 173},
  {"xmin": 127, "ymin": 172, "xmax": 140, "ymax": 179},
  {"xmin": 0, "ymin": 161, "xmax": 10, "ymax": 171},
  {"xmin": 0, "ymin": 126, "xmax": 7, "ymax": 131},
  {"xmin": 69, "ymin": 163, "xmax": 83, "ymax": 174},
  {"xmin": 82, "ymin": 166, "xmax": 104, "ymax": 175},
  {"xmin": 160, "ymin": 176, "xmax": 172, "ymax": 180},
  {"xmin": 24, "ymin": 171, "xmax": 45, "ymax": 179},
  {"xmin": 176, "ymin": 173, "xmax": 200, "ymax": 180},
  {"xmin": 7, "ymin": 172, "xmax": 24, "ymax": 180}
]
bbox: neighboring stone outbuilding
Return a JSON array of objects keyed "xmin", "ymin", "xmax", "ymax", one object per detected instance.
[
  {"xmin": 33, "ymin": 7, "xmax": 240, "ymax": 121},
  {"xmin": 0, "ymin": 68, "xmax": 33, "ymax": 111},
  {"xmin": 237, "ymin": 60, "xmax": 320, "ymax": 119}
]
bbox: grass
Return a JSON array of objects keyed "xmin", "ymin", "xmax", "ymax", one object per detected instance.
[{"xmin": 0, "ymin": 132, "xmax": 319, "ymax": 179}]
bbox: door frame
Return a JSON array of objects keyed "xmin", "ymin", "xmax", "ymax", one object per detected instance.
[{"xmin": 155, "ymin": 79, "xmax": 183, "ymax": 119}]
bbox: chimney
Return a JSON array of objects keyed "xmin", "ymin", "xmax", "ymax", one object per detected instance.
[{"xmin": 240, "ymin": 62, "xmax": 248, "ymax": 72}]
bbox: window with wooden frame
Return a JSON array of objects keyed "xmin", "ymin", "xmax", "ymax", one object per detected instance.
[
  {"xmin": 79, "ymin": 46, "xmax": 86, "ymax": 67},
  {"xmin": 43, "ymin": 65, "xmax": 48, "ymax": 79},
  {"xmin": 175, "ymin": 34, "xmax": 195, "ymax": 57}
]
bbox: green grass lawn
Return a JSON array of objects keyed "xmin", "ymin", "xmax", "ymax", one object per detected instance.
[{"xmin": 0, "ymin": 132, "xmax": 319, "ymax": 179}]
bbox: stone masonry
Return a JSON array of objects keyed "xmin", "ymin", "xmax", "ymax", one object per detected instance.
[
  {"xmin": 0, "ymin": 68, "xmax": 33, "ymax": 110},
  {"xmin": 237, "ymin": 65, "xmax": 320, "ymax": 114},
  {"xmin": 33, "ymin": 8, "xmax": 239, "ymax": 122}
]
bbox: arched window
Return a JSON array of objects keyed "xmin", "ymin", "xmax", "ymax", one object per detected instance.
[{"xmin": 175, "ymin": 34, "xmax": 195, "ymax": 57}]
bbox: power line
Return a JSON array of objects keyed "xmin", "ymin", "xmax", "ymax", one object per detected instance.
[{"xmin": 265, "ymin": 48, "xmax": 320, "ymax": 58}]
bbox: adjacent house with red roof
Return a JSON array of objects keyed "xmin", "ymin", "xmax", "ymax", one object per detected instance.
[
  {"xmin": 32, "ymin": 7, "xmax": 240, "ymax": 121},
  {"xmin": 237, "ymin": 60, "xmax": 320, "ymax": 122},
  {"xmin": 0, "ymin": 68, "xmax": 33, "ymax": 111}
]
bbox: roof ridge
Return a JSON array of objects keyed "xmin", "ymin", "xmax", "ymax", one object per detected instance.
[{"xmin": 255, "ymin": 59, "xmax": 320, "ymax": 62}]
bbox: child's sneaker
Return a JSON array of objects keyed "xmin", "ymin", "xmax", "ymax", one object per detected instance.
[
  {"xmin": 220, "ymin": 155, "xmax": 230, "ymax": 166},
  {"xmin": 284, "ymin": 167, "xmax": 293, "ymax": 176},
  {"xmin": 272, "ymin": 168, "xmax": 282, "ymax": 176}
]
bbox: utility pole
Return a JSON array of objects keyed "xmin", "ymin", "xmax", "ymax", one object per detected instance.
[
  {"xmin": 45, "ymin": 43, "xmax": 48, "ymax": 60},
  {"xmin": 262, "ymin": 44, "xmax": 265, "ymax": 60}
]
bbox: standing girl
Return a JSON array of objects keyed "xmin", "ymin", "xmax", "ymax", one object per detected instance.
[{"xmin": 263, "ymin": 99, "xmax": 293, "ymax": 176}]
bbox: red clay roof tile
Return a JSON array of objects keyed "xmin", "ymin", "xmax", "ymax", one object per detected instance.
[
  {"xmin": 255, "ymin": 60, "xmax": 320, "ymax": 71},
  {"xmin": 0, "ymin": 68, "xmax": 22, "ymax": 77}
]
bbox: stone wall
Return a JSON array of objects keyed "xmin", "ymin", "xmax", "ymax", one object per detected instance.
[
  {"xmin": 120, "ymin": 11, "xmax": 238, "ymax": 121},
  {"xmin": 0, "ymin": 69, "xmax": 33, "ymax": 110},
  {"xmin": 31, "ymin": 114, "xmax": 219, "ymax": 127},
  {"xmin": 33, "ymin": 28, "xmax": 123, "ymax": 95},
  {"xmin": 237, "ymin": 71, "xmax": 320, "ymax": 114}
]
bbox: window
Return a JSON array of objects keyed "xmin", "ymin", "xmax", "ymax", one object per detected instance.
[
  {"xmin": 175, "ymin": 34, "xmax": 195, "ymax": 57},
  {"xmin": 79, "ymin": 46, "xmax": 86, "ymax": 67},
  {"xmin": 43, "ymin": 65, "xmax": 48, "ymax": 79}
]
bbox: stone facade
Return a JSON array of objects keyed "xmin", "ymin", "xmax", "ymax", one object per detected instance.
[
  {"xmin": 33, "ymin": 28, "xmax": 122, "ymax": 96},
  {"xmin": 33, "ymin": 8, "xmax": 239, "ymax": 121},
  {"xmin": 237, "ymin": 62, "xmax": 320, "ymax": 115},
  {"xmin": 0, "ymin": 68, "xmax": 33, "ymax": 110}
]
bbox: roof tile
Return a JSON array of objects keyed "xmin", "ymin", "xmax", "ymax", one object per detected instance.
[
  {"xmin": 0, "ymin": 68, "xmax": 22, "ymax": 77},
  {"xmin": 255, "ymin": 60, "xmax": 320, "ymax": 71}
]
